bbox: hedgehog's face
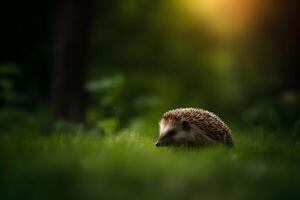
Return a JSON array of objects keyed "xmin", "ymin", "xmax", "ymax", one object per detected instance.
[{"xmin": 156, "ymin": 120, "xmax": 192, "ymax": 147}]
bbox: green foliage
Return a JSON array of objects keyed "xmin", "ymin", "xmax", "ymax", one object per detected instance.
[
  {"xmin": 2, "ymin": 0, "xmax": 298, "ymax": 130},
  {"xmin": 0, "ymin": 108, "xmax": 48, "ymax": 135},
  {"xmin": 85, "ymin": 0, "xmax": 300, "ymax": 129},
  {"xmin": 0, "ymin": 63, "xmax": 24, "ymax": 105},
  {"xmin": 242, "ymin": 93, "xmax": 300, "ymax": 129},
  {"xmin": 0, "ymin": 128, "xmax": 299, "ymax": 200}
]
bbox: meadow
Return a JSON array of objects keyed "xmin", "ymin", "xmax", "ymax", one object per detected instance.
[{"xmin": 1, "ymin": 126, "xmax": 299, "ymax": 200}]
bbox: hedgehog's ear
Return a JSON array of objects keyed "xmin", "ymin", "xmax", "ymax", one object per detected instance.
[{"xmin": 182, "ymin": 120, "xmax": 191, "ymax": 132}]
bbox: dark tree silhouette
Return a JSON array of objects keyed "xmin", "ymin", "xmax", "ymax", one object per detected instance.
[
  {"xmin": 281, "ymin": 2, "xmax": 300, "ymax": 92},
  {"xmin": 51, "ymin": 0, "xmax": 92, "ymax": 124}
]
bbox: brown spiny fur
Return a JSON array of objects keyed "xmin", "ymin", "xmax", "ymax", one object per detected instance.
[{"xmin": 162, "ymin": 108, "xmax": 234, "ymax": 146}]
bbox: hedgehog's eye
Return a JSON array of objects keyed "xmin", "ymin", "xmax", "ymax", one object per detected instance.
[{"xmin": 167, "ymin": 130, "xmax": 177, "ymax": 137}]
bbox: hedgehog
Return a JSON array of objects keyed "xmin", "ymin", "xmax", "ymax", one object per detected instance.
[{"xmin": 155, "ymin": 108, "xmax": 234, "ymax": 147}]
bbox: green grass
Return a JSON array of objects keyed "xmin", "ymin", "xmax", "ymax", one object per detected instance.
[{"xmin": 0, "ymin": 128, "xmax": 300, "ymax": 200}]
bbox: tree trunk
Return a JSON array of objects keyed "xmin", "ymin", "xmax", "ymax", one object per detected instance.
[
  {"xmin": 279, "ymin": 1, "xmax": 300, "ymax": 92},
  {"xmin": 51, "ymin": 0, "xmax": 92, "ymax": 124}
]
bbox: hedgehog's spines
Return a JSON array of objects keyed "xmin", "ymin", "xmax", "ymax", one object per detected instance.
[{"xmin": 160, "ymin": 108, "xmax": 234, "ymax": 146}]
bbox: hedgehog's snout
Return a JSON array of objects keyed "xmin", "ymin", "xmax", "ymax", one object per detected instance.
[
  {"xmin": 155, "ymin": 141, "xmax": 161, "ymax": 147},
  {"xmin": 155, "ymin": 137, "xmax": 172, "ymax": 147},
  {"xmin": 155, "ymin": 136, "xmax": 168, "ymax": 147}
]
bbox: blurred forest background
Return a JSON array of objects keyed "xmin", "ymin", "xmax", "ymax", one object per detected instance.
[{"xmin": 0, "ymin": 0, "xmax": 299, "ymax": 134}]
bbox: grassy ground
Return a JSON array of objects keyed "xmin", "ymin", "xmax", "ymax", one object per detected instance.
[{"xmin": 0, "ymin": 127, "xmax": 300, "ymax": 200}]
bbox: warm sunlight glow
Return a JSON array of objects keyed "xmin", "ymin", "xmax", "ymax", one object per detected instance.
[{"xmin": 179, "ymin": 0, "xmax": 273, "ymax": 39}]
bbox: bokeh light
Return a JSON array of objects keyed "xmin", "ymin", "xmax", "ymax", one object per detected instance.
[{"xmin": 179, "ymin": 0, "xmax": 275, "ymax": 39}]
